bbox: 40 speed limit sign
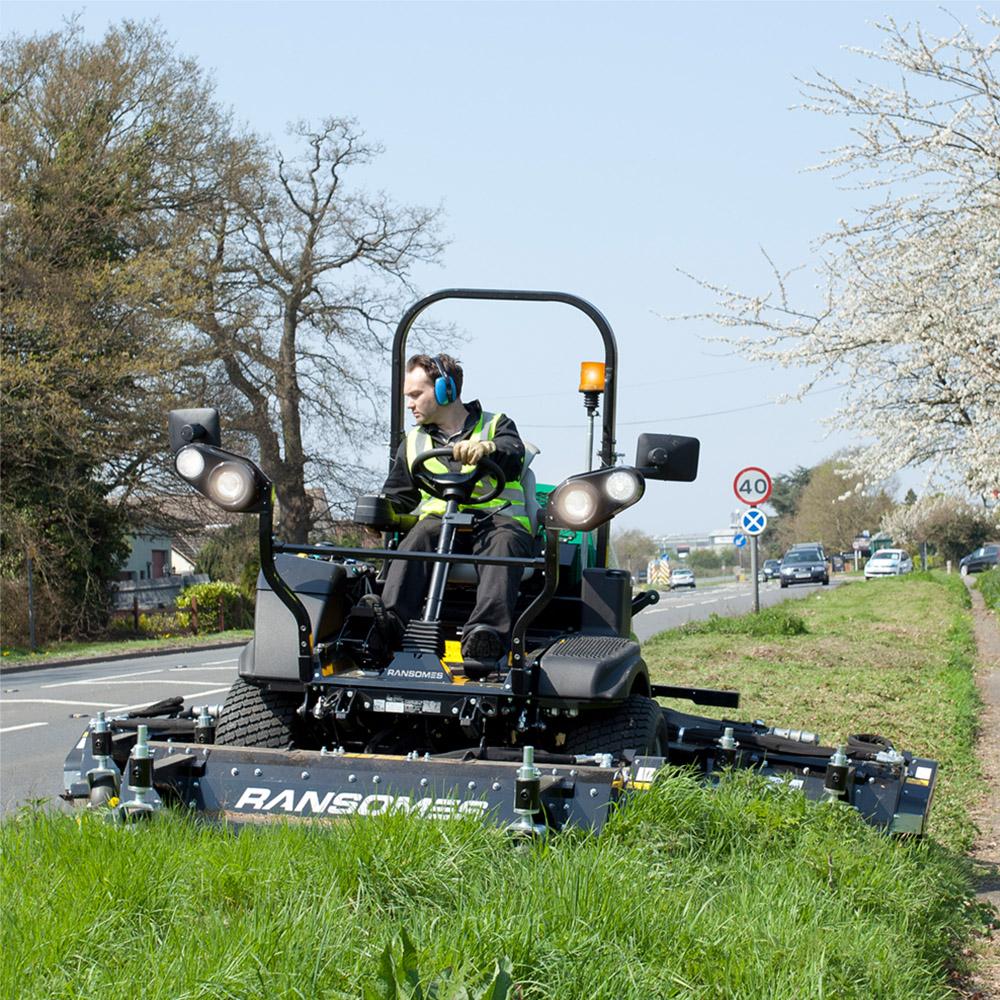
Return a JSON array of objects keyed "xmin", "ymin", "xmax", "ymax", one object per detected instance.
[{"xmin": 734, "ymin": 466, "xmax": 772, "ymax": 505}]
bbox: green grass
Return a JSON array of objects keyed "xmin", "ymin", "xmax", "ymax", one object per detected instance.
[
  {"xmin": 645, "ymin": 572, "xmax": 980, "ymax": 852},
  {"xmin": 976, "ymin": 566, "xmax": 1000, "ymax": 615},
  {"xmin": 0, "ymin": 778, "xmax": 980, "ymax": 1000},
  {"xmin": 0, "ymin": 573, "xmax": 986, "ymax": 998},
  {"xmin": 0, "ymin": 629, "xmax": 252, "ymax": 666}
]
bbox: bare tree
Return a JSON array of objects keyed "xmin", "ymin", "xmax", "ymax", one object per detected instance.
[
  {"xmin": 681, "ymin": 12, "xmax": 1000, "ymax": 499},
  {"xmin": 185, "ymin": 119, "xmax": 445, "ymax": 541}
]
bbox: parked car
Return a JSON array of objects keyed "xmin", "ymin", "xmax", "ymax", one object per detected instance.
[
  {"xmin": 669, "ymin": 567, "xmax": 696, "ymax": 589},
  {"xmin": 779, "ymin": 550, "xmax": 829, "ymax": 588},
  {"xmin": 760, "ymin": 558, "xmax": 781, "ymax": 581},
  {"xmin": 864, "ymin": 548, "xmax": 914, "ymax": 579},
  {"xmin": 959, "ymin": 543, "xmax": 1000, "ymax": 575}
]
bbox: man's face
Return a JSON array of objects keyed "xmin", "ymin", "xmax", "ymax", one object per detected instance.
[{"xmin": 403, "ymin": 367, "xmax": 441, "ymax": 425}]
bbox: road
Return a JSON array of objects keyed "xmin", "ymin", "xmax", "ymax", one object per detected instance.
[
  {"xmin": 0, "ymin": 577, "xmax": 847, "ymax": 815},
  {"xmin": 0, "ymin": 647, "xmax": 242, "ymax": 815}
]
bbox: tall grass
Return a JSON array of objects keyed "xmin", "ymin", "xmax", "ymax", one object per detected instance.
[
  {"xmin": 0, "ymin": 775, "xmax": 978, "ymax": 1000},
  {"xmin": 1, "ymin": 574, "xmax": 986, "ymax": 999}
]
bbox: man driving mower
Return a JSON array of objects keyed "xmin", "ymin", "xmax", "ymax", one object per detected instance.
[{"xmin": 363, "ymin": 353, "xmax": 534, "ymax": 669}]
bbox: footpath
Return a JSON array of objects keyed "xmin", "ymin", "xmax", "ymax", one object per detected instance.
[{"xmin": 969, "ymin": 582, "xmax": 1000, "ymax": 998}]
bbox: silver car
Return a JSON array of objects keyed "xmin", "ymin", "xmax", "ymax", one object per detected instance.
[{"xmin": 864, "ymin": 548, "xmax": 913, "ymax": 579}]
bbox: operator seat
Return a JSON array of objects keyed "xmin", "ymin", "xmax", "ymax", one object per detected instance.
[{"xmin": 448, "ymin": 441, "xmax": 540, "ymax": 585}]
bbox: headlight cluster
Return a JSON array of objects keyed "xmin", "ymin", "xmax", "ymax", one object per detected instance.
[
  {"xmin": 544, "ymin": 467, "xmax": 644, "ymax": 532},
  {"xmin": 174, "ymin": 444, "xmax": 268, "ymax": 513}
]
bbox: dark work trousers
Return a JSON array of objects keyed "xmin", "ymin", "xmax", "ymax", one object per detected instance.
[{"xmin": 381, "ymin": 513, "xmax": 534, "ymax": 640}]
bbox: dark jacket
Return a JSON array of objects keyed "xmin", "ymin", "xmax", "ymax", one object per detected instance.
[{"xmin": 382, "ymin": 400, "xmax": 525, "ymax": 513}]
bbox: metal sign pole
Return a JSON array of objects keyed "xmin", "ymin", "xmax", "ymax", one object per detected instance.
[{"xmin": 750, "ymin": 534, "xmax": 760, "ymax": 613}]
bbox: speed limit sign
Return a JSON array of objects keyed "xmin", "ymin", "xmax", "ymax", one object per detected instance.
[{"xmin": 734, "ymin": 466, "xmax": 772, "ymax": 505}]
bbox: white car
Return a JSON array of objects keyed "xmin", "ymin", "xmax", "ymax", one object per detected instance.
[
  {"xmin": 669, "ymin": 568, "xmax": 696, "ymax": 589},
  {"xmin": 864, "ymin": 548, "xmax": 913, "ymax": 579}
]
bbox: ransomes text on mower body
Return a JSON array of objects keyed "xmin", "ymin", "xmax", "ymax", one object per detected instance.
[{"xmin": 62, "ymin": 289, "xmax": 937, "ymax": 836}]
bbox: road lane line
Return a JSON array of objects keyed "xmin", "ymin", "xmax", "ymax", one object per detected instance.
[
  {"xmin": 168, "ymin": 665, "xmax": 237, "ymax": 672},
  {"xmin": 117, "ymin": 686, "xmax": 233, "ymax": 712},
  {"xmin": 0, "ymin": 722, "xmax": 49, "ymax": 735},
  {"xmin": 0, "ymin": 699, "xmax": 126, "ymax": 708},
  {"xmin": 200, "ymin": 659, "xmax": 238, "ymax": 666},
  {"xmin": 675, "ymin": 602, "xmax": 695, "ymax": 608},
  {"xmin": 58, "ymin": 679, "xmax": 225, "ymax": 687},
  {"xmin": 43, "ymin": 668, "xmax": 164, "ymax": 689},
  {"xmin": 704, "ymin": 599, "xmax": 720, "ymax": 604}
]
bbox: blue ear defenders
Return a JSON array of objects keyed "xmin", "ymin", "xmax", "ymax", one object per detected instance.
[{"xmin": 433, "ymin": 355, "xmax": 457, "ymax": 405}]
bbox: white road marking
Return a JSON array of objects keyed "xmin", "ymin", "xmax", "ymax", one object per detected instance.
[
  {"xmin": 168, "ymin": 664, "xmax": 236, "ymax": 672},
  {"xmin": 117, "ymin": 686, "xmax": 232, "ymax": 712},
  {"xmin": 0, "ymin": 699, "xmax": 126, "ymax": 708},
  {"xmin": 43, "ymin": 668, "xmax": 163, "ymax": 689},
  {"xmin": 0, "ymin": 722, "xmax": 48, "ymax": 735},
  {"xmin": 704, "ymin": 599, "xmax": 720, "ymax": 604},
  {"xmin": 200, "ymin": 659, "xmax": 238, "ymax": 666},
  {"xmin": 55, "ymin": 679, "xmax": 224, "ymax": 687},
  {"xmin": 675, "ymin": 602, "xmax": 695, "ymax": 608}
]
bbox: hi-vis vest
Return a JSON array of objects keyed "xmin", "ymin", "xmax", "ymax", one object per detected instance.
[{"xmin": 405, "ymin": 410, "xmax": 530, "ymax": 530}]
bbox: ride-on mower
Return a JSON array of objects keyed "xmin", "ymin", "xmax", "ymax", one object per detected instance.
[{"xmin": 63, "ymin": 290, "xmax": 936, "ymax": 835}]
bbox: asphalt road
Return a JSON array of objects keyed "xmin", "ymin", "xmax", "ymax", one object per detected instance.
[
  {"xmin": 0, "ymin": 647, "xmax": 242, "ymax": 815},
  {"xmin": 0, "ymin": 577, "xmax": 848, "ymax": 816}
]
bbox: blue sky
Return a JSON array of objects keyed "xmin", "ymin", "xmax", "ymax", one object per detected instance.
[{"xmin": 4, "ymin": 1, "xmax": 984, "ymax": 536}]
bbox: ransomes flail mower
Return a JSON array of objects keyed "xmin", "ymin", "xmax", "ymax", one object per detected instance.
[{"xmin": 62, "ymin": 289, "xmax": 937, "ymax": 835}]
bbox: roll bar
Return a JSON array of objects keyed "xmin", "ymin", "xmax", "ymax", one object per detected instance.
[{"xmin": 390, "ymin": 289, "xmax": 619, "ymax": 566}]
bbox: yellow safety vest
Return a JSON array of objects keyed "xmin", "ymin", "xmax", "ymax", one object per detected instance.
[{"xmin": 405, "ymin": 410, "xmax": 530, "ymax": 530}]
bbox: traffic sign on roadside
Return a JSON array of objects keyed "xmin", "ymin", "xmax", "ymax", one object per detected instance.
[
  {"xmin": 733, "ymin": 467, "xmax": 772, "ymax": 505},
  {"xmin": 733, "ymin": 532, "xmax": 747, "ymax": 548},
  {"xmin": 740, "ymin": 508, "xmax": 767, "ymax": 536}
]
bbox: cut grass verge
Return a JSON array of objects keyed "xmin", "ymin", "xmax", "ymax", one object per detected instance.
[
  {"xmin": 645, "ymin": 572, "xmax": 981, "ymax": 853},
  {"xmin": 0, "ymin": 629, "xmax": 252, "ymax": 667}
]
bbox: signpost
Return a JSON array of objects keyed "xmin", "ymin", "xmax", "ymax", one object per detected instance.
[{"xmin": 733, "ymin": 467, "xmax": 771, "ymax": 613}]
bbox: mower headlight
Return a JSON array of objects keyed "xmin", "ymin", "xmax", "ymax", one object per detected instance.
[
  {"xmin": 175, "ymin": 446, "xmax": 206, "ymax": 481},
  {"xmin": 544, "ymin": 467, "xmax": 645, "ymax": 532},
  {"xmin": 170, "ymin": 442, "xmax": 267, "ymax": 514},
  {"xmin": 605, "ymin": 470, "xmax": 641, "ymax": 504},
  {"xmin": 207, "ymin": 462, "xmax": 258, "ymax": 511}
]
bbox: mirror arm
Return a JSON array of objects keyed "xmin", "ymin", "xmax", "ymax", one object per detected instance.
[{"xmin": 257, "ymin": 487, "xmax": 315, "ymax": 683}]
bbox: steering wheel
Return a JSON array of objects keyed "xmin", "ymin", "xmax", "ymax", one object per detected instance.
[{"xmin": 410, "ymin": 447, "xmax": 506, "ymax": 505}]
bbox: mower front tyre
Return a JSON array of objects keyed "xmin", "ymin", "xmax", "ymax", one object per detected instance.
[
  {"xmin": 215, "ymin": 677, "xmax": 303, "ymax": 749},
  {"xmin": 562, "ymin": 694, "xmax": 667, "ymax": 761}
]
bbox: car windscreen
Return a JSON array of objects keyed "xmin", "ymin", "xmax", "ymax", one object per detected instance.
[
  {"xmin": 783, "ymin": 552, "xmax": 820, "ymax": 564},
  {"xmin": 873, "ymin": 552, "xmax": 900, "ymax": 561}
]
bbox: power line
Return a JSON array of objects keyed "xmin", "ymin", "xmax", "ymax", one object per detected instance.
[{"xmin": 521, "ymin": 384, "xmax": 844, "ymax": 429}]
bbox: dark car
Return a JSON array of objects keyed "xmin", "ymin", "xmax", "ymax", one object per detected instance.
[
  {"xmin": 779, "ymin": 549, "xmax": 829, "ymax": 588},
  {"xmin": 959, "ymin": 543, "xmax": 1000, "ymax": 575},
  {"xmin": 760, "ymin": 558, "xmax": 781, "ymax": 581}
]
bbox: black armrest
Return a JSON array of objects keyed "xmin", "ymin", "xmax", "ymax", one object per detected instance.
[{"xmin": 354, "ymin": 495, "xmax": 417, "ymax": 532}]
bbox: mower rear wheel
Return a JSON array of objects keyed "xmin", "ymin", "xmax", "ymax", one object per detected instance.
[
  {"xmin": 215, "ymin": 677, "xmax": 302, "ymax": 749},
  {"xmin": 562, "ymin": 694, "xmax": 667, "ymax": 760}
]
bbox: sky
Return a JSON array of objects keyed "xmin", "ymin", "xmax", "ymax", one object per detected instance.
[{"xmin": 4, "ymin": 0, "xmax": 987, "ymax": 538}]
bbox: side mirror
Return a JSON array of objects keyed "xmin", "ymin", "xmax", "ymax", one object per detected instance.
[
  {"xmin": 634, "ymin": 433, "xmax": 700, "ymax": 482},
  {"xmin": 168, "ymin": 408, "xmax": 221, "ymax": 454}
]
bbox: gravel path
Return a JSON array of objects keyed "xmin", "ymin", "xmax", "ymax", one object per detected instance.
[{"xmin": 968, "ymin": 581, "xmax": 1000, "ymax": 998}]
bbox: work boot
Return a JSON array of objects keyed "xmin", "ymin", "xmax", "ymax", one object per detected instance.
[
  {"xmin": 460, "ymin": 625, "xmax": 505, "ymax": 679},
  {"xmin": 357, "ymin": 594, "xmax": 403, "ymax": 651}
]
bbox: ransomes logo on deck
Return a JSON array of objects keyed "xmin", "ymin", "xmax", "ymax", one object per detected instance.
[{"xmin": 232, "ymin": 786, "xmax": 491, "ymax": 819}]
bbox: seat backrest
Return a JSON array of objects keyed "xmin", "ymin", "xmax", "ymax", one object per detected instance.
[{"xmin": 448, "ymin": 441, "xmax": 541, "ymax": 586}]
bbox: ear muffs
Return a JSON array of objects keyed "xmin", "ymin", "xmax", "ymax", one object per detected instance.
[{"xmin": 433, "ymin": 355, "xmax": 457, "ymax": 405}]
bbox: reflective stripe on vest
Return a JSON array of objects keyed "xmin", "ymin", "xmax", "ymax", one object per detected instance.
[{"xmin": 405, "ymin": 411, "xmax": 530, "ymax": 530}]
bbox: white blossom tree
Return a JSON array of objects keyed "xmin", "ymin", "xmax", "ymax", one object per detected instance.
[
  {"xmin": 882, "ymin": 493, "xmax": 999, "ymax": 563},
  {"xmin": 685, "ymin": 12, "xmax": 1000, "ymax": 499}
]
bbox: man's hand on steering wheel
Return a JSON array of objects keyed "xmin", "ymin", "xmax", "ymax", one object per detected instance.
[{"xmin": 452, "ymin": 439, "xmax": 496, "ymax": 465}]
